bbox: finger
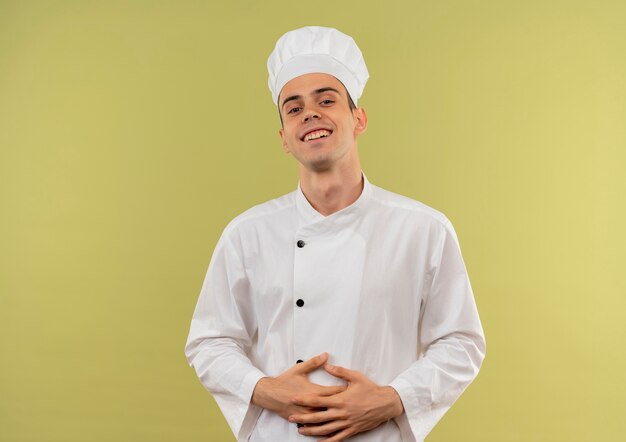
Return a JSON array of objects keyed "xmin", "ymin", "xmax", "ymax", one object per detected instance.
[
  {"xmin": 292, "ymin": 393, "xmax": 339, "ymax": 408},
  {"xmin": 291, "ymin": 405, "xmax": 315, "ymax": 415},
  {"xmin": 324, "ymin": 364, "xmax": 360, "ymax": 382},
  {"xmin": 316, "ymin": 385, "xmax": 347, "ymax": 396},
  {"xmin": 320, "ymin": 427, "xmax": 354, "ymax": 442},
  {"xmin": 289, "ymin": 409, "xmax": 337, "ymax": 425},
  {"xmin": 298, "ymin": 419, "xmax": 348, "ymax": 437},
  {"xmin": 292, "ymin": 352, "xmax": 328, "ymax": 375}
]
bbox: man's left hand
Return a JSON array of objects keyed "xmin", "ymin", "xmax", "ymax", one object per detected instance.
[{"xmin": 288, "ymin": 364, "xmax": 405, "ymax": 441}]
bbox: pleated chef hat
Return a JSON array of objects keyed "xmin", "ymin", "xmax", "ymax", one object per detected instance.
[{"xmin": 267, "ymin": 26, "xmax": 369, "ymax": 106}]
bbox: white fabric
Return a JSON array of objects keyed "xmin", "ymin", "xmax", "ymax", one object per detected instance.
[
  {"xmin": 185, "ymin": 173, "xmax": 485, "ymax": 442},
  {"xmin": 267, "ymin": 26, "xmax": 369, "ymax": 106}
]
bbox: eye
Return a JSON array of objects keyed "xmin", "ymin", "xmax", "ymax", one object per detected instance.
[
  {"xmin": 287, "ymin": 107, "xmax": 301, "ymax": 114},
  {"xmin": 321, "ymin": 99, "xmax": 334, "ymax": 105}
]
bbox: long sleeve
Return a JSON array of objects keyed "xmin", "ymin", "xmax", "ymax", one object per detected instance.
[
  {"xmin": 185, "ymin": 227, "xmax": 266, "ymax": 441},
  {"xmin": 389, "ymin": 219, "xmax": 486, "ymax": 442}
]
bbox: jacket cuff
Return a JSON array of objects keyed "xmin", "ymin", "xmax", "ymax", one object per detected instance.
[
  {"xmin": 237, "ymin": 370, "xmax": 266, "ymax": 441},
  {"xmin": 389, "ymin": 377, "xmax": 429, "ymax": 442}
]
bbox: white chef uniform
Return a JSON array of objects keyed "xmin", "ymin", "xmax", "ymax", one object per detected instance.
[{"xmin": 185, "ymin": 173, "xmax": 485, "ymax": 441}]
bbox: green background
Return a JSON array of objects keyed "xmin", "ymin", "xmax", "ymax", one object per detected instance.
[{"xmin": 1, "ymin": 0, "xmax": 625, "ymax": 440}]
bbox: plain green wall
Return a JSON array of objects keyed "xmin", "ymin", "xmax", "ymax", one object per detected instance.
[{"xmin": 1, "ymin": 0, "xmax": 625, "ymax": 440}]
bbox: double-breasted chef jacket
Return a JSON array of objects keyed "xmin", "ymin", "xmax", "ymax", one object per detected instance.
[{"xmin": 185, "ymin": 173, "xmax": 485, "ymax": 442}]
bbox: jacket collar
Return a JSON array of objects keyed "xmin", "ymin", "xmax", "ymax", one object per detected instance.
[{"xmin": 295, "ymin": 171, "xmax": 372, "ymax": 231}]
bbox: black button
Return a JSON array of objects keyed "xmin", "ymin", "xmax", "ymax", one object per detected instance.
[
  {"xmin": 296, "ymin": 299, "xmax": 304, "ymax": 307},
  {"xmin": 296, "ymin": 359, "xmax": 303, "ymax": 364},
  {"xmin": 297, "ymin": 240, "xmax": 306, "ymax": 248}
]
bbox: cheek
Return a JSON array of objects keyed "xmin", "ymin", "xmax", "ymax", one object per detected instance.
[{"xmin": 339, "ymin": 122, "xmax": 355, "ymax": 138}]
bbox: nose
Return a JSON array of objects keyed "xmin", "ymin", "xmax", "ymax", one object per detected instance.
[{"xmin": 302, "ymin": 108, "xmax": 320, "ymax": 122}]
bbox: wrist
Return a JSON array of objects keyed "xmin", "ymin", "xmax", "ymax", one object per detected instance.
[
  {"xmin": 383, "ymin": 386, "xmax": 405, "ymax": 419},
  {"xmin": 251, "ymin": 377, "xmax": 275, "ymax": 408}
]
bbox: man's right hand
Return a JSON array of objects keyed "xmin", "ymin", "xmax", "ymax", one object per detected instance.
[{"xmin": 251, "ymin": 353, "xmax": 346, "ymax": 421}]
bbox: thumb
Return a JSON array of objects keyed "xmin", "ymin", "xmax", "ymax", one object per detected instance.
[
  {"xmin": 293, "ymin": 352, "xmax": 328, "ymax": 375},
  {"xmin": 324, "ymin": 363, "xmax": 359, "ymax": 382}
]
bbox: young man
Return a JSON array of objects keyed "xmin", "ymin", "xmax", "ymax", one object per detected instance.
[{"xmin": 185, "ymin": 26, "xmax": 485, "ymax": 442}]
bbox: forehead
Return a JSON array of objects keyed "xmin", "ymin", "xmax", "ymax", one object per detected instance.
[{"xmin": 278, "ymin": 73, "xmax": 346, "ymax": 103}]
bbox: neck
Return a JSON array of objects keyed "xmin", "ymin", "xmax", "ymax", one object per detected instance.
[{"xmin": 298, "ymin": 162, "xmax": 364, "ymax": 216}]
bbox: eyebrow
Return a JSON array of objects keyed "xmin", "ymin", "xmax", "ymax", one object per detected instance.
[{"xmin": 281, "ymin": 87, "xmax": 341, "ymax": 109}]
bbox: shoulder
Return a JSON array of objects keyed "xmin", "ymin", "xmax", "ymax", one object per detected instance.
[
  {"xmin": 222, "ymin": 190, "xmax": 297, "ymax": 237},
  {"xmin": 369, "ymin": 183, "xmax": 452, "ymax": 229}
]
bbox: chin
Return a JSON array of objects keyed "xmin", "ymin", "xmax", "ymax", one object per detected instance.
[{"xmin": 304, "ymin": 157, "xmax": 334, "ymax": 173}]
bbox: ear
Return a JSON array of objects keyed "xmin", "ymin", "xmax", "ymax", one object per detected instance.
[
  {"xmin": 353, "ymin": 107, "xmax": 368, "ymax": 136},
  {"xmin": 278, "ymin": 127, "xmax": 290, "ymax": 153}
]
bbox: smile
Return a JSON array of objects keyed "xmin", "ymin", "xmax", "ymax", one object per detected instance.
[{"xmin": 302, "ymin": 129, "xmax": 332, "ymax": 142}]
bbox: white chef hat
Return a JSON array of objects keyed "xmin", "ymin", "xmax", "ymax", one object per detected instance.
[{"xmin": 267, "ymin": 26, "xmax": 369, "ymax": 106}]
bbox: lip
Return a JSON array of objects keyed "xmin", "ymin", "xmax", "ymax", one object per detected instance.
[{"xmin": 300, "ymin": 126, "xmax": 333, "ymax": 142}]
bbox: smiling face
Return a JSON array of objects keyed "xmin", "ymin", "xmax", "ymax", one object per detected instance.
[{"xmin": 278, "ymin": 73, "xmax": 367, "ymax": 173}]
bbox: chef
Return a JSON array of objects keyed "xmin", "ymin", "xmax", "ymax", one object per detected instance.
[{"xmin": 185, "ymin": 26, "xmax": 485, "ymax": 442}]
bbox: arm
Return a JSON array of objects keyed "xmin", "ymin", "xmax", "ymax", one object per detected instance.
[
  {"xmin": 388, "ymin": 219, "xmax": 486, "ymax": 441},
  {"xmin": 287, "ymin": 220, "xmax": 484, "ymax": 441},
  {"xmin": 185, "ymin": 230, "xmax": 347, "ymax": 440},
  {"xmin": 184, "ymin": 229, "xmax": 266, "ymax": 441}
]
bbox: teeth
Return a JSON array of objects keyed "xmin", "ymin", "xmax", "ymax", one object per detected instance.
[{"xmin": 304, "ymin": 130, "xmax": 331, "ymax": 141}]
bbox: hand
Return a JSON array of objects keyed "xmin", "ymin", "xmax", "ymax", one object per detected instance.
[
  {"xmin": 288, "ymin": 364, "xmax": 405, "ymax": 441},
  {"xmin": 251, "ymin": 353, "xmax": 347, "ymax": 421}
]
